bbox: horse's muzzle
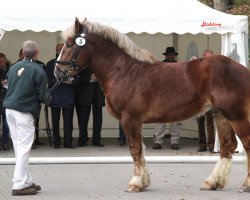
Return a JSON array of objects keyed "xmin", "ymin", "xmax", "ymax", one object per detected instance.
[{"xmin": 54, "ymin": 64, "xmax": 69, "ymax": 81}]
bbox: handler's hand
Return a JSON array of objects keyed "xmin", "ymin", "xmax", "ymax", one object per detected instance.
[{"xmin": 191, "ymin": 56, "xmax": 197, "ymax": 60}]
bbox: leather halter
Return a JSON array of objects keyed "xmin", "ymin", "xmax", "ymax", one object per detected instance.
[
  {"xmin": 51, "ymin": 28, "xmax": 88, "ymax": 93},
  {"xmin": 54, "ymin": 27, "xmax": 88, "ymax": 79}
]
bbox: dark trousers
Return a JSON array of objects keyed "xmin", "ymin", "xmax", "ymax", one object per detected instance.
[
  {"xmin": 51, "ymin": 107, "xmax": 74, "ymax": 146},
  {"xmin": 196, "ymin": 111, "xmax": 215, "ymax": 148},
  {"xmin": 118, "ymin": 123, "xmax": 126, "ymax": 142},
  {"xmin": 76, "ymin": 104, "xmax": 103, "ymax": 145},
  {"xmin": 34, "ymin": 105, "xmax": 41, "ymax": 142},
  {"xmin": 1, "ymin": 112, "xmax": 9, "ymax": 145}
]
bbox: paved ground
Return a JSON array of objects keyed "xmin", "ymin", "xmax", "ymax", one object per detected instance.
[
  {"xmin": 0, "ymin": 137, "xmax": 249, "ymax": 200},
  {"xmin": 0, "ymin": 136, "xmax": 222, "ymax": 158}
]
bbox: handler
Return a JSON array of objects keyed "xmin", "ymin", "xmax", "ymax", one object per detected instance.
[{"xmin": 4, "ymin": 40, "xmax": 51, "ymax": 196}]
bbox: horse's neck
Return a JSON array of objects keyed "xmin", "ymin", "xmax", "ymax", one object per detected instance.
[{"xmin": 89, "ymin": 35, "xmax": 131, "ymax": 87}]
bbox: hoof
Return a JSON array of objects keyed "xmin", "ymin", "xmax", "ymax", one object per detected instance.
[
  {"xmin": 142, "ymin": 175, "xmax": 150, "ymax": 189},
  {"xmin": 200, "ymin": 181, "xmax": 216, "ymax": 191},
  {"xmin": 238, "ymin": 185, "xmax": 250, "ymax": 193},
  {"xmin": 127, "ymin": 184, "xmax": 143, "ymax": 192},
  {"xmin": 142, "ymin": 180, "xmax": 150, "ymax": 189}
]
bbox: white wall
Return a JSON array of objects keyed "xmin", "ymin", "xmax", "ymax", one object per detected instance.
[
  {"xmin": 0, "ymin": 30, "xmax": 63, "ymax": 64},
  {"xmin": 178, "ymin": 33, "xmax": 221, "ymax": 61},
  {"xmin": 126, "ymin": 32, "xmax": 173, "ymax": 60}
]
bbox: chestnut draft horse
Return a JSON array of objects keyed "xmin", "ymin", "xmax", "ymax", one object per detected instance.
[{"xmin": 55, "ymin": 18, "xmax": 250, "ymax": 193}]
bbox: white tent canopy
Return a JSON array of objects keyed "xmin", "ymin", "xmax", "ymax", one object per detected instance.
[
  {"xmin": 0, "ymin": 0, "xmax": 248, "ymax": 33},
  {"xmin": 0, "ymin": 0, "xmax": 248, "ymax": 66}
]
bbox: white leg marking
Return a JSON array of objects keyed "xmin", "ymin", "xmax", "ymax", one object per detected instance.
[
  {"xmin": 205, "ymin": 158, "xmax": 231, "ymax": 189},
  {"xmin": 141, "ymin": 143, "xmax": 150, "ymax": 188},
  {"xmin": 128, "ymin": 143, "xmax": 151, "ymax": 191}
]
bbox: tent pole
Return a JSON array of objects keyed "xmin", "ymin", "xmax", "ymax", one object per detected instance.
[
  {"xmin": 173, "ymin": 33, "xmax": 178, "ymax": 53},
  {"xmin": 207, "ymin": 35, "xmax": 210, "ymax": 50}
]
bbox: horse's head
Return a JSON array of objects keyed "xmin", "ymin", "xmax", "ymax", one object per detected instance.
[{"xmin": 55, "ymin": 17, "xmax": 89, "ymax": 81}]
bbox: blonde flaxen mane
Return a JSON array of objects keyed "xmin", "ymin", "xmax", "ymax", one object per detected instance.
[{"xmin": 63, "ymin": 19, "xmax": 157, "ymax": 64}]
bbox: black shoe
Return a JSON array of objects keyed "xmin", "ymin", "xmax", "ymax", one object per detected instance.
[
  {"xmin": 208, "ymin": 147, "xmax": 214, "ymax": 153},
  {"xmin": 197, "ymin": 146, "xmax": 207, "ymax": 152},
  {"xmin": 34, "ymin": 140, "xmax": 44, "ymax": 145},
  {"xmin": 29, "ymin": 183, "xmax": 41, "ymax": 191},
  {"xmin": 31, "ymin": 144, "xmax": 37, "ymax": 149},
  {"xmin": 92, "ymin": 143, "xmax": 104, "ymax": 147},
  {"xmin": 12, "ymin": 187, "xmax": 37, "ymax": 196},
  {"xmin": 171, "ymin": 143, "xmax": 179, "ymax": 150},
  {"xmin": 64, "ymin": 144, "xmax": 76, "ymax": 149},
  {"xmin": 2, "ymin": 144, "xmax": 9, "ymax": 151},
  {"xmin": 152, "ymin": 143, "xmax": 161, "ymax": 149},
  {"xmin": 54, "ymin": 144, "xmax": 61, "ymax": 149},
  {"xmin": 116, "ymin": 140, "xmax": 126, "ymax": 147}
]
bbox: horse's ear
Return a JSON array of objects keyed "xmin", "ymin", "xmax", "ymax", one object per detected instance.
[{"xmin": 74, "ymin": 17, "xmax": 83, "ymax": 34}]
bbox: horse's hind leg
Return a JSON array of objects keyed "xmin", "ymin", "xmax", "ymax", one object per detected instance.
[
  {"xmin": 228, "ymin": 120, "xmax": 250, "ymax": 193},
  {"xmin": 121, "ymin": 117, "xmax": 150, "ymax": 192},
  {"xmin": 202, "ymin": 112, "xmax": 237, "ymax": 190}
]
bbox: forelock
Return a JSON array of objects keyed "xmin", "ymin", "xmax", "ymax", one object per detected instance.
[{"xmin": 62, "ymin": 23, "xmax": 76, "ymax": 40}]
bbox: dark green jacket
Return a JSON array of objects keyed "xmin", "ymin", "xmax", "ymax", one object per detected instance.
[{"xmin": 3, "ymin": 59, "xmax": 51, "ymax": 118}]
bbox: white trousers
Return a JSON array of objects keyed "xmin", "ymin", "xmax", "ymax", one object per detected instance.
[{"xmin": 6, "ymin": 109, "xmax": 35, "ymax": 190}]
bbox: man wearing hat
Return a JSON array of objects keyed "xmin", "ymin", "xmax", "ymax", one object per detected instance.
[
  {"xmin": 162, "ymin": 47, "xmax": 178, "ymax": 62},
  {"xmin": 152, "ymin": 47, "xmax": 182, "ymax": 150}
]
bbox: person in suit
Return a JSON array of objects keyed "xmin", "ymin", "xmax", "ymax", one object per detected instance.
[
  {"xmin": 33, "ymin": 58, "xmax": 46, "ymax": 147},
  {"xmin": 0, "ymin": 53, "xmax": 10, "ymax": 151},
  {"xmin": 191, "ymin": 49, "xmax": 215, "ymax": 152},
  {"xmin": 152, "ymin": 47, "xmax": 182, "ymax": 150},
  {"xmin": 75, "ymin": 66, "xmax": 105, "ymax": 147},
  {"xmin": 116, "ymin": 122, "xmax": 126, "ymax": 146},
  {"xmin": 45, "ymin": 43, "xmax": 76, "ymax": 149}
]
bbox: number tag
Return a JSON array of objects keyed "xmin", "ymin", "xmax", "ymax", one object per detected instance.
[{"xmin": 75, "ymin": 37, "xmax": 86, "ymax": 46}]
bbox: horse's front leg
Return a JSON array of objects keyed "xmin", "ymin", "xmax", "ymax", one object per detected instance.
[
  {"xmin": 201, "ymin": 112, "xmax": 236, "ymax": 190},
  {"xmin": 121, "ymin": 118, "xmax": 150, "ymax": 192}
]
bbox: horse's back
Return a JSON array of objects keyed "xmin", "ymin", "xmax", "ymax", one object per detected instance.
[
  {"xmin": 200, "ymin": 55, "xmax": 250, "ymax": 120},
  {"xmin": 144, "ymin": 56, "xmax": 250, "ymax": 122}
]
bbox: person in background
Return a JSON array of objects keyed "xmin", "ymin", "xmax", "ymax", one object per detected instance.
[
  {"xmin": 0, "ymin": 53, "xmax": 10, "ymax": 151},
  {"xmin": 152, "ymin": 47, "xmax": 182, "ymax": 150},
  {"xmin": 33, "ymin": 55, "xmax": 46, "ymax": 147},
  {"xmin": 116, "ymin": 122, "xmax": 126, "ymax": 147},
  {"xmin": 4, "ymin": 40, "xmax": 51, "ymax": 196},
  {"xmin": 17, "ymin": 49, "xmax": 24, "ymax": 62},
  {"xmin": 45, "ymin": 43, "xmax": 76, "ymax": 149},
  {"xmin": 75, "ymin": 66, "xmax": 105, "ymax": 147},
  {"xmin": 191, "ymin": 49, "xmax": 215, "ymax": 152}
]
